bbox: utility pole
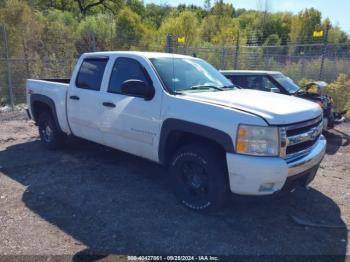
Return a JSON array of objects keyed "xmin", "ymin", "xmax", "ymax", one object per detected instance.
[
  {"xmin": 220, "ymin": 43, "xmax": 226, "ymax": 70},
  {"xmin": 2, "ymin": 25, "xmax": 14, "ymax": 110},
  {"xmin": 234, "ymin": 31, "xmax": 240, "ymax": 69},
  {"xmin": 166, "ymin": 33, "xmax": 173, "ymax": 53},
  {"xmin": 300, "ymin": 50, "xmax": 305, "ymax": 79}
]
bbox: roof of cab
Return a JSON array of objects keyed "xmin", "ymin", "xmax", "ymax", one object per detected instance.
[
  {"xmin": 82, "ymin": 51, "xmax": 196, "ymax": 60},
  {"xmin": 220, "ymin": 70, "xmax": 282, "ymax": 75}
]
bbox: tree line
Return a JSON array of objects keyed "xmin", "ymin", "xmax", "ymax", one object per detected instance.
[
  {"xmin": 0, "ymin": 0, "xmax": 349, "ymax": 113},
  {"xmin": 0, "ymin": 0, "xmax": 349, "ymax": 59}
]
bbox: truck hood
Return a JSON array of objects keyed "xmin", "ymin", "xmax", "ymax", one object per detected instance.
[{"xmin": 184, "ymin": 89, "xmax": 322, "ymax": 125}]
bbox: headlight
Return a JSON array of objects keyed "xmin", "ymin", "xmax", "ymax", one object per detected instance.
[{"xmin": 236, "ymin": 125, "xmax": 279, "ymax": 156}]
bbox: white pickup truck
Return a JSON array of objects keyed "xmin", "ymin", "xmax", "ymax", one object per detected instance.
[{"xmin": 26, "ymin": 51, "xmax": 326, "ymax": 211}]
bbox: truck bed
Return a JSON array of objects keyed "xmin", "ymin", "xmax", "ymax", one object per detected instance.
[
  {"xmin": 27, "ymin": 79, "xmax": 69, "ymax": 90},
  {"xmin": 40, "ymin": 78, "xmax": 70, "ymax": 84},
  {"xmin": 26, "ymin": 79, "xmax": 71, "ymax": 134}
]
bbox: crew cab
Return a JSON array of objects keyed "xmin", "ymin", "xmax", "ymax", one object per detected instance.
[
  {"xmin": 221, "ymin": 70, "xmax": 341, "ymax": 130},
  {"xmin": 26, "ymin": 52, "xmax": 326, "ymax": 211}
]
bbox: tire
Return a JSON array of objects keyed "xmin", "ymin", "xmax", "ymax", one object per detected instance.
[
  {"xmin": 37, "ymin": 112, "xmax": 66, "ymax": 149},
  {"xmin": 169, "ymin": 144, "xmax": 229, "ymax": 212},
  {"xmin": 328, "ymin": 110, "xmax": 335, "ymax": 129}
]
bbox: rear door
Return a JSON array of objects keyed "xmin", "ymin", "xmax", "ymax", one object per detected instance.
[{"xmin": 67, "ymin": 57, "xmax": 108, "ymax": 143}]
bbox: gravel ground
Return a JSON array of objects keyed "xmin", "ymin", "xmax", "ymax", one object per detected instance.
[{"xmin": 0, "ymin": 110, "xmax": 349, "ymax": 259}]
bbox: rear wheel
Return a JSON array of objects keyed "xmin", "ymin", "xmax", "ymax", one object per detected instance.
[
  {"xmin": 169, "ymin": 144, "xmax": 229, "ymax": 212},
  {"xmin": 38, "ymin": 112, "xmax": 66, "ymax": 149}
]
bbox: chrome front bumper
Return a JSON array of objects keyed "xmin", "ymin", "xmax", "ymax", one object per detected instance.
[
  {"xmin": 287, "ymin": 135, "xmax": 327, "ymax": 176},
  {"xmin": 226, "ymin": 135, "xmax": 326, "ymax": 195}
]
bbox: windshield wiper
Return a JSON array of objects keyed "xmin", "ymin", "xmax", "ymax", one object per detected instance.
[
  {"xmin": 184, "ymin": 85, "xmax": 225, "ymax": 91},
  {"xmin": 222, "ymin": 84, "xmax": 236, "ymax": 89}
]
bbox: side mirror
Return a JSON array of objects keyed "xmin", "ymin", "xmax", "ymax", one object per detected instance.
[
  {"xmin": 270, "ymin": 87, "xmax": 280, "ymax": 93},
  {"xmin": 121, "ymin": 80, "xmax": 155, "ymax": 100}
]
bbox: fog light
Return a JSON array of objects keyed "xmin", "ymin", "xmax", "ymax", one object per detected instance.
[{"xmin": 259, "ymin": 183, "xmax": 275, "ymax": 192}]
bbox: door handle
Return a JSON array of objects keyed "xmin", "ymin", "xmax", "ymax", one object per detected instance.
[
  {"xmin": 69, "ymin": 95, "xmax": 80, "ymax": 100},
  {"xmin": 102, "ymin": 102, "xmax": 116, "ymax": 108}
]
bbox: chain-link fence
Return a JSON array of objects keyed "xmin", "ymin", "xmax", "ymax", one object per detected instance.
[
  {"xmin": 0, "ymin": 57, "xmax": 76, "ymax": 105},
  {"xmin": 172, "ymin": 43, "xmax": 350, "ymax": 83},
  {"xmin": 1, "ymin": 30, "xmax": 350, "ymax": 108}
]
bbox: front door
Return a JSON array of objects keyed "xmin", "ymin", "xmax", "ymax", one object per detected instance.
[{"xmin": 99, "ymin": 56, "xmax": 162, "ymax": 161}]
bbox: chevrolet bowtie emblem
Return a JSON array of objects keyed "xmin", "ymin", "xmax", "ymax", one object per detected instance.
[{"xmin": 310, "ymin": 127, "xmax": 318, "ymax": 139}]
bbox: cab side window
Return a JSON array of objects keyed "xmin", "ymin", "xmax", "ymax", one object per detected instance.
[
  {"xmin": 76, "ymin": 58, "xmax": 108, "ymax": 91},
  {"xmin": 261, "ymin": 76, "xmax": 279, "ymax": 91},
  {"xmin": 227, "ymin": 75, "xmax": 249, "ymax": 88},
  {"xmin": 230, "ymin": 75, "xmax": 279, "ymax": 92},
  {"xmin": 108, "ymin": 57, "xmax": 150, "ymax": 94},
  {"xmin": 248, "ymin": 76, "xmax": 278, "ymax": 91}
]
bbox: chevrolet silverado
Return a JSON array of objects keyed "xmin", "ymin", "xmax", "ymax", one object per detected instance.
[{"xmin": 26, "ymin": 52, "xmax": 326, "ymax": 211}]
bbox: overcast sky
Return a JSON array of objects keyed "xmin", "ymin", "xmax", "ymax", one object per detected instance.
[{"xmin": 144, "ymin": 0, "xmax": 350, "ymax": 33}]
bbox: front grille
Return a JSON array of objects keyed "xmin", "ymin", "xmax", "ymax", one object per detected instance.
[
  {"xmin": 286, "ymin": 139, "xmax": 319, "ymax": 155},
  {"xmin": 280, "ymin": 115, "xmax": 323, "ymax": 159}
]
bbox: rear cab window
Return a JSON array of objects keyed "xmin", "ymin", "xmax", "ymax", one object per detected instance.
[{"xmin": 76, "ymin": 57, "xmax": 109, "ymax": 91}]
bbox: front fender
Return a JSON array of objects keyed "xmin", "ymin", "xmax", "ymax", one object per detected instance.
[{"xmin": 158, "ymin": 118, "xmax": 235, "ymax": 164}]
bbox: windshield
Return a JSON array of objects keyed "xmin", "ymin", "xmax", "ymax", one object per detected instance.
[
  {"xmin": 150, "ymin": 57, "xmax": 235, "ymax": 93},
  {"xmin": 271, "ymin": 73, "xmax": 300, "ymax": 93}
]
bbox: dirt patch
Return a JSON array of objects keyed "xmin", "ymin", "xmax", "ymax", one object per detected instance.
[{"xmin": 0, "ymin": 111, "xmax": 349, "ymax": 257}]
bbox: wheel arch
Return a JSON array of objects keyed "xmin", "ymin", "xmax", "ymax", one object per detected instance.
[
  {"xmin": 30, "ymin": 94, "xmax": 63, "ymax": 133},
  {"xmin": 158, "ymin": 118, "xmax": 234, "ymax": 165}
]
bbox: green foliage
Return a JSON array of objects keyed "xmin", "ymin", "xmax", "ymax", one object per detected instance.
[
  {"xmin": 74, "ymin": 0, "xmax": 123, "ymax": 16},
  {"xmin": 126, "ymin": 0, "xmax": 145, "ymax": 17},
  {"xmin": 328, "ymin": 26, "xmax": 348, "ymax": 43},
  {"xmin": 199, "ymin": 1, "xmax": 238, "ymax": 46},
  {"xmin": 288, "ymin": 8, "xmax": 324, "ymax": 55},
  {"xmin": 76, "ymin": 14, "xmax": 113, "ymax": 52},
  {"xmin": 143, "ymin": 3, "xmax": 171, "ymax": 28},
  {"xmin": 297, "ymin": 75, "xmax": 350, "ymax": 115},
  {"xmin": 326, "ymin": 74, "xmax": 350, "ymax": 113},
  {"xmin": 40, "ymin": 10, "xmax": 77, "ymax": 58},
  {"xmin": 26, "ymin": 0, "xmax": 76, "ymax": 12},
  {"xmin": 44, "ymin": 9, "xmax": 78, "ymax": 27},
  {"xmin": 1, "ymin": 0, "xmax": 348, "ymax": 53},
  {"xmin": 159, "ymin": 10, "xmax": 199, "ymax": 48},
  {"xmin": 114, "ymin": 7, "xmax": 144, "ymax": 49},
  {"xmin": 263, "ymin": 34, "xmax": 281, "ymax": 46},
  {"xmin": 289, "ymin": 8, "xmax": 322, "ymax": 44},
  {"xmin": 0, "ymin": 0, "xmax": 41, "ymax": 57},
  {"xmin": 211, "ymin": 0, "xmax": 235, "ymax": 17},
  {"xmin": 0, "ymin": 0, "xmax": 349, "ymax": 105},
  {"xmin": 263, "ymin": 12, "xmax": 292, "ymax": 43}
]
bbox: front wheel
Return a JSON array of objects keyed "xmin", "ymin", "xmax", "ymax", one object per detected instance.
[
  {"xmin": 38, "ymin": 112, "xmax": 66, "ymax": 149},
  {"xmin": 169, "ymin": 144, "xmax": 229, "ymax": 212}
]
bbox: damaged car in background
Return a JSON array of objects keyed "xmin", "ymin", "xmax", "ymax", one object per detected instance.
[{"xmin": 221, "ymin": 70, "xmax": 347, "ymax": 130}]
